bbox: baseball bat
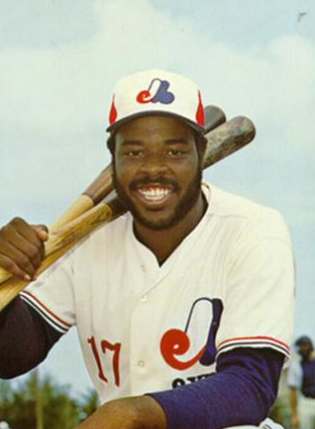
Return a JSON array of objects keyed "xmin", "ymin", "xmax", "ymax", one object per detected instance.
[
  {"xmin": 0, "ymin": 106, "xmax": 226, "ymax": 286},
  {"xmin": 50, "ymin": 105, "xmax": 226, "ymax": 230},
  {"xmin": 0, "ymin": 116, "xmax": 255, "ymax": 312}
]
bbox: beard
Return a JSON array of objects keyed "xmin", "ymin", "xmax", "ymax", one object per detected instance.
[{"xmin": 113, "ymin": 165, "xmax": 203, "ymax": 231}]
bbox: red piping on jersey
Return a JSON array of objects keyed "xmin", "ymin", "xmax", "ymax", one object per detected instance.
[
  {"xmin": 218, "ymin": 336, "xmax": 290, "ymax": 351},
  {"xmin": 21, "ymin": 291, "xmax": 72, "ymax": 328}
]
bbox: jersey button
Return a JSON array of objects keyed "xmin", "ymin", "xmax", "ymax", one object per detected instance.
[
  {"xmin": 140, "ymin": 264, "xmax": 147, "ymax": 272},
  {"xmin": 140, "ymin": 294, "xmax": 148, "ymax": 303},
  {"xmin": 137, "ymin": 360, "xmax": 146, "ymax": 367}
]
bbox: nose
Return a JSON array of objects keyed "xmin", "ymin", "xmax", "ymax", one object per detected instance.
[{"xmin": 138, "ymin": 153, "xmax": 168, "ymax": 177}]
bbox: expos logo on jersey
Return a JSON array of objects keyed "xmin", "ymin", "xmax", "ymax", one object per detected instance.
[
  {"xmin": 160, "ymin": 297, "xmax": 223, "ymax": 370},
  {"xmin": 87, "ymin": 297, "xmax": 223, "ymax": 388}
]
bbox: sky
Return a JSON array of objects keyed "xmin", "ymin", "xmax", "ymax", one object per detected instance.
[{"xmin": 0, "ymin": 0, "xmax": 314, "ymax": 397}]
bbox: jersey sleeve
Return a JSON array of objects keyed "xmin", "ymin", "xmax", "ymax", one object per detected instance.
[
  {"xmin": 216, "ymin": 210, "xmax": 295, "ymax": 360},
  {"xmin": 149, "ymin": 348, "xmax": 285, "ymax": 429},
  {"xmin": 20, "ymin": 249, "xmax": 76, "ymax": 334}
]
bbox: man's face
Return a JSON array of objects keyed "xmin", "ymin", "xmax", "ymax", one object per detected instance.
[
  {"xmin": 112, "ymin": 115, "xmax": 204, "ymax": 230},
  {"xmin": 297, "ymin": 343, "xmax": 313, "ymax": 360}
]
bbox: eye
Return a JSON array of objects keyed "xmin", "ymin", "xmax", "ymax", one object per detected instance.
[
  {"xmin": 124, "ymin": 150, "xmax": 144, "ymax": 157},
  {"xmin": 166, "ymin": 149, "xmax": 186, "ymax": 157}
]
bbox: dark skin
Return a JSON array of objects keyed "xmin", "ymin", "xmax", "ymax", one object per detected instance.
[
  {"xmin": 113, "ymin": 115, "xmax": 207, "ymax": 264},
  {"xmin": 76, "ymin": 116, "xmax": 207, "ymax": 428},
  {"xmin": 75, "ymin": 396, "xmax": 167, "ymax": 429},
  {"xmin": 0, "ymin": 115, "xmax": 207, "ymax": 428},
  {"xmin": 0, "ymin": 218, "xmax": 48, "ymax": 281}
]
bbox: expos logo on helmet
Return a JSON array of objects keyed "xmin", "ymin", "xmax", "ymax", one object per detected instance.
[
  {"xmin": 136, "ymin": 78, "xmax": 175, "ymax": 105},
  {"xmin": 108, "ymin": 70, "xmax": 205, "ymax": 129}
]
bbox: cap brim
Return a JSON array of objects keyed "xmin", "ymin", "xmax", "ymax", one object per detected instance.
[{"xmin": 106, "ymin": 111, "xmax": 205, "ymax": 134}]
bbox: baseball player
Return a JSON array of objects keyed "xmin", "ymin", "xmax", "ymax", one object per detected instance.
[
  {"xmin": 0, "ymin": 70, "xmax": 295, "ymax": 429},
  {"xmin": 288, "ymin": 336, "xmax": 315, "ymax": 429}
]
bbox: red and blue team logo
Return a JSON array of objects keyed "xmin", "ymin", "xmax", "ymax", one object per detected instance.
[
  {"xmin": 160, "ymin": 298, "xmax": 223, "ymax": 370},
  {"xmin": 137, "ymin": 78, "xmax": 175, "ymax": 104},
  {"xmin": 88, "ymin": 296, "xmax": 223, "ymax": 388}
]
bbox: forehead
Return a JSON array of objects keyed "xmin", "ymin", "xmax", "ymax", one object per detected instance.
[
  {"xmin": 115, "ymin": 115, "xmax": 195, "ymax": 142},
  {"xmin": 298, "ymin": 342, "xmax": 311, "ymax": 348}
]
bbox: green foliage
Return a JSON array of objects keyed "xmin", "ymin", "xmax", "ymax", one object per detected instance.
[
  {"xmin": 269, "ymin": 395, "xmax": 291, "ymax": 428},
  {"xmin": 78, "ymin": 388, "xmax": 99, "ymax": 421},
  {"xmin": 0, "ymin": 372, "xmax": 98, "ymax": 429}
]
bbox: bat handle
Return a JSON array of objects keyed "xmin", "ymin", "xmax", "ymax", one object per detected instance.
[{"xmin": 50, "ymin": 195, "xmax": 95, "ymax": 232}]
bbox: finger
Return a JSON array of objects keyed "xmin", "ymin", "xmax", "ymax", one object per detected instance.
[
  {"xmin": 2, "ymin": 221, "xmax": 45, "ymax": 265},
  {"xmin": 8, "ymin": 228, "xmax": 44, "ymax": 269},
  {"xmin": 0, "ymin": 253, "xmax": 31, "ymax": 281},
  {"xmin": 10, "ymin": 218, "xmax": 45, "ymax": 254},
  {"xmin": 0, "ymin": 244, "xmax": 35, "ymax": 280},
  {"xmin": 2, "ymin": 239, "xmax": 39, "ymax": 277},
  {"xmin": 32, "ymin": 224, "xmax": 49, "ymax": 242}
]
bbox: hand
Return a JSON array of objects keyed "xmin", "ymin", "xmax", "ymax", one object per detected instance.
[
  {"xmin": 292, "ymin": 413, "xmax": 300, "ymax": 429},
  {"xmin": 75, "ymin": 395, "xmax": 167, "ymax": 429},
  {"xmin": 0, "ymin": 217, "xmax": 48, "ymax": 281}
]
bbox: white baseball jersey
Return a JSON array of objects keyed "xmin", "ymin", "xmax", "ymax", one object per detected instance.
[
  {"xmin": 288, "ymin": 358, "xmax": 303, "ymax": 389},
  {"xmin": 20, "ymin": 183, "xmax": 295, "ymax": 404}
]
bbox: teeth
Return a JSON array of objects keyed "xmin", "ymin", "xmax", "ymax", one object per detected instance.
[{"xmin": 138, "ymin": 188, "xmax": 172, "ymax": 201}]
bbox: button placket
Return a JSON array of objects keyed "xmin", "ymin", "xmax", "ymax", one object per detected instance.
[{"xmin": 140, "ymin": 294, "xmax": 148, "ymax": 303}]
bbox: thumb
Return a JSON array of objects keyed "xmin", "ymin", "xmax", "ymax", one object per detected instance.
[{"xmin": 32, "ymin": 224, "xmax": 49, "ymax": 242}]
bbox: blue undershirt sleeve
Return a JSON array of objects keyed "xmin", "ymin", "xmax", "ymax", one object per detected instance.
[
  {"xmin": 148, "ymin": 348, "xmax": 285, "ymax": 429},
  {"xmin": 0, "ymin": 297, "xmax": 62, "ymax": 379}
]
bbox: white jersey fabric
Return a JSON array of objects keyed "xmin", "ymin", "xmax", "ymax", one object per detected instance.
[
  {"xmin": 287, "ymin": 358, "xmax": 303, "ymax": 389},
  {"xmin": 20, "ymin": 183, "xmax": 295, "ymax": 404}
]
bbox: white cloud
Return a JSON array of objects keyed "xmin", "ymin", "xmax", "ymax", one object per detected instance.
[
  {"xmin": 0, "ymin": 0, "xmax": 313, "ymax": 142},
  {"xmin": 0, "ymin": 0, "xmax": 313, "ymax": 220},
  {"xmin": 0, "ymin": 0, "xmax": 314, "ymax": 393}
]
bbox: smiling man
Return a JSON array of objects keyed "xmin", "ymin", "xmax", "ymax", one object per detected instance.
[
  {"xmin": 0, "ymin": 70, "xmax": 295, "ymax": 429},
  {"xmin": 111, "ymin": 114, "xmax": 207, "ymax": 263}
]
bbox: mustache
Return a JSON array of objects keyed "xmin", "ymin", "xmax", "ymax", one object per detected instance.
[{"xmin": 130, "ymin": 176, "xmax": 181, "ymax": 192}]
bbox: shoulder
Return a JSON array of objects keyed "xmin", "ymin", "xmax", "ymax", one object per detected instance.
[
  {"xmin": 68, "ymin": 211, "xmax": 132, "ymax": 258},
  {"xmin": 205, "ymin": 183, "xmax": 292, "ymax": 246},
  {"xmin": 208, "ymin": 182, "xmax": 285, "ymax": 225}
]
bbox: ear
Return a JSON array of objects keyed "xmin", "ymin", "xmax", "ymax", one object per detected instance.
[
  {"xmin": 196, "ymin": 134, "xmax": 207, "ymax": 163},
  {"xmin": 111, "ymin": 155, "xmax": 116, "ymax": 173},
  {"xmin": 106, "ymin": 135, "xmax": 116, "ymax": 156}
]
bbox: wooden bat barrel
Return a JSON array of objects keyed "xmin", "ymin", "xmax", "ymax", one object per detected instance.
[{"xmin": 0, "ymin": 116, "xmax": 255, "ymax": 312}]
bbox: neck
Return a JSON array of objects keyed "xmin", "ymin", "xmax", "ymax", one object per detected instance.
[
  {"xmin": 308, "ymin": 351, "xmax": 315, "ymax": 361},
  {"xmin": 133, "ymin": 192, "xmax": 207, "ymax": 265}
]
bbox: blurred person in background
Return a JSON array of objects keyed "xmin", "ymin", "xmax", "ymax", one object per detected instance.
[{"xmin": 288, "ymin": 336, "xmax": 315, "ymax": 429}]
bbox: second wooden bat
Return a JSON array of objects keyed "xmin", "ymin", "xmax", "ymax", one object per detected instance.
[
  {"xmin": 0, "ymin": 105, "xmax": 226, "ymax": 286},
  {"xmin": 0, "ymin": 116, "xmax": 255, "ymax": 312},
  {"xmin": 51, "ymin": 105, "xmax": 226, "ymax": 230}
]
